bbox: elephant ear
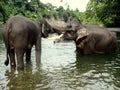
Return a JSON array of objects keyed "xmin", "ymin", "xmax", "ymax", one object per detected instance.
[
  {"xmin": 76, "ymin": 32, "xmax": 89, "ymax": 41},
  {"xmin": 75, "ymin": 28, "xmax": 89, "ymax": 47},
  {"xmin": 41, "ymin": 23, "xmax": 45, "ymax": 33},
  {"xmin": 76, "ymin": 27, "xmax": 89, "ymax": 42},
  {"xmin": 41, "ymin": 23, "xmax": 48, "ymax": 38}
]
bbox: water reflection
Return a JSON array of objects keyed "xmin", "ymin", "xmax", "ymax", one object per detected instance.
[
  {"xmin": 5, "ymin": 65, "xmax": 51, "ymax": 90},
  {"xmin": 0, "ymin": 34, "xmax": 120, "ymax": 90}
]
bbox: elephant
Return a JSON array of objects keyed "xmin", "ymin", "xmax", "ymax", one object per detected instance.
[
  {"xmin": 74, "ymin": 25, "xmax": 117, "ymax": 54},
  {"xmin": 55, "ymin": 25, "xmax": 117, "ymax": 54},
  {"xmin": 2, "ymin": 15, "xmax": 59, "ymax": 70}
]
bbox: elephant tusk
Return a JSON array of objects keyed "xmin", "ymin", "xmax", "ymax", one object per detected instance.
[
  {"xmin": 47, "ymin": 34, "xmax": 63, "ymax": 40},
  {"xmin": 59, "ymin": 33, "xmax": 64, "ymax": 38}
]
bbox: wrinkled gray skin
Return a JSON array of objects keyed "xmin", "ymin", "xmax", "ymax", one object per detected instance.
[
  {"xmin": 56, "ymin": 25, "xmax": 117, "ymax": 54},
  {"xmin": 39, "ymin": 19, "xmax": 62, "ymax": 37},
  {"xmin": 50, "ymin": 18, "xmax": 81, "ymax": 40},
  {"xmin": 2, "ymin": 15, "xmax": 58, "ymax": 70},
  {"xmin": 76, "ymin": 25, "xmax": 117, "ymax": 54}
]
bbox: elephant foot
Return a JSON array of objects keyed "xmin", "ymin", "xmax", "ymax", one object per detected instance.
[
  {"xmin": 11, "ymin": 66, "xmax": 16, "ymax": 70},
  {"xmin": 17, "ymin": 66, "xmax": 24, "ymax": 70},
  {"xmin": 17, "ymin": 64, "xmax": 24, "ymax": 70},
  {"xmin": 26, "ymin": 61, "xmax": 31, "ymax": 66},
  {"xmin": 26, "ymin": 59, "xmax": 31, "ymax": 64}
]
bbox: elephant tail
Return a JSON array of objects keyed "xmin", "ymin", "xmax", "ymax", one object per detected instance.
[
  {"xmin": 4, "ymin": 23, "xmax": 12, "ymax": 66},
  {"xmin": 4, "ymin": 52, "xmax": 9, "ymax": 66}
]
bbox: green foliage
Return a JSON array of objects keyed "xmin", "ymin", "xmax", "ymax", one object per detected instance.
[
  {"xmin": 80, "ymin": 9, "xmax": 103, "ymax": 26},
  {"xmin": 0, "ymin": 0, "xmax": 119, "ymax": 27},
  {"xmin": 84, "ymin": 0, "xmax": 120, "ymax": 27},
  {"xmin": 0, "ymin": 0, "xmax": 81, "ymax": 23}
]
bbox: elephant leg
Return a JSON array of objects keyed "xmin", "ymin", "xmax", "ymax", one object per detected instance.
[
  {"xmin": 9, "ymin": 48, "xmax": 16, "ymax": 68},
  {"xmin": 35, "ymin": 37, "xmax": 41, "ymax": 64},
  {"xmin": 16, "ymin": 48, "xmax": 24, "ymax": 70},
  {"xmin": 26, "ymin": 48, "xmax": 32, "ymax": 64}
]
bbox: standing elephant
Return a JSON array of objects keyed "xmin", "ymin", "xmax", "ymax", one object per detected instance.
[
  {"xmin": 75, "ymin": 25, "xmax": 117, "ymax": 54},
  {"xmin": 2, "ymin": 15, "xmax": 58, "ymax": 70}
]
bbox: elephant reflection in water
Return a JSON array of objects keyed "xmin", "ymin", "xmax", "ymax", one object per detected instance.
[
  {"xmin": 5, "ymin": 65, "xmax": 49, "ymax": 90},
  {"xmin": 5, "ymin": 65, "xmax": 34, "ymax": 90},
  {"xmin": 2, "ymin": 15, "xmax": 62, "ymax": 70}
]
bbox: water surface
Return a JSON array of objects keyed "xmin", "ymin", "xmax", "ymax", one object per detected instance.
[{"xmin": 0, "ymin": 33, "xmax": 120, "ymax": 90}]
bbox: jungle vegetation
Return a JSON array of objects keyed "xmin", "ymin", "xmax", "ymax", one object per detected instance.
[{"xmin": 0, "ymin": 0, "xmax": 120, "ymax": 27}]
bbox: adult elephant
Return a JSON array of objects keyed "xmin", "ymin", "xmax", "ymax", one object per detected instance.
[
  {"xmin": 75, "ymin": 25, "xmax": 117, "ymax": 54},
  {"xmin": 2, "ymin": 15, "xmax": 59, "ymax": 70},
  {"xmin": 56, "ymin": 25, "xmax": 117, "ymax": 54}
]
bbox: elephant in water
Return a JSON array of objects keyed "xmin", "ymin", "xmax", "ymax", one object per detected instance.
[
  {"xmin": 75, "ymin": 25, "xmax": 117, "ymax": 54},
  {"xmin": 2, "ymin": 15, "xmax": 60, "ymax": 70},
  {"xmin": 55, "ymin": 25, "xmax": 117, "ymax": 54}
]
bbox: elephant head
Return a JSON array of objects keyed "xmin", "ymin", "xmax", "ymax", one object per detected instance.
[
  {"xmin": 74, "ymin": 27, "xmax": 89, "ymax": 49},
  {"xmin": 39, "ymin": 19, "xmax": 62, "ymax": 38},
  {"xmin": 54, "ymin": 25, "xmax": 88, "ymax": 43}
]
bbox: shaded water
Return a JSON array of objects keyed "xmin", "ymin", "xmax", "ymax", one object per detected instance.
[{"xmin": 0, "ymin": 32, "xmax": 120, "ymax": 90}]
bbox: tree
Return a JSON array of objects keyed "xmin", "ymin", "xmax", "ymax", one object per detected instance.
[
  {"xmin": 0, "ymin": 0, "xmax": 82, "ymax": 23},
  {"xmin": 0, "ymin": 3, "xmax": 6, "ymax": 23},
  {"xmin": 85, "ymin": 0, "xmax": 120, "ymax": 27}
]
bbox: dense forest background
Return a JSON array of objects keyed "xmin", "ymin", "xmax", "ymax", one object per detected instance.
[{"xmin": 0, "ymin": 0, "xmax": 120, "ymax": 27}]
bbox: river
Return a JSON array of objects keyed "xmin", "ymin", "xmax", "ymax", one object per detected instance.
[{"xmin": 0, "ymin": 31, "xmax": 120, "ymax": 90}]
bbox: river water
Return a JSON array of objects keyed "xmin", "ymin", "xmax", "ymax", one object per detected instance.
[{"xmin": 0, "ymin": 32, "xmax": 120, "ymax": 90}]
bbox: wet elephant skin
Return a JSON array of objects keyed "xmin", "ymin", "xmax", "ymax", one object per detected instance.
[
  {"xmin": 75, "ymin": 25, "xmax": 117, "ymax": 54},
  {"xmin": 2, "ymin": 15, "xmax": 50, "ymax": 70}
]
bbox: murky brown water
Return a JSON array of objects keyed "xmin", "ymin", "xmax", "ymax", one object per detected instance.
[{"xmin": 0, "ymin": 32, "xmax": 120, "ymax": 90}]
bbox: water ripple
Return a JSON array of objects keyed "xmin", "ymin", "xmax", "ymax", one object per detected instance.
[{"xmin": 0, "ymin": 36, "xmax": 120, "ymax": 90}]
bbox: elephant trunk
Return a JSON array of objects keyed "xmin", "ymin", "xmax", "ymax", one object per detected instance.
[{"xmin": 4, "ymin": 34, "xmax": 10, "ymax": 66}]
